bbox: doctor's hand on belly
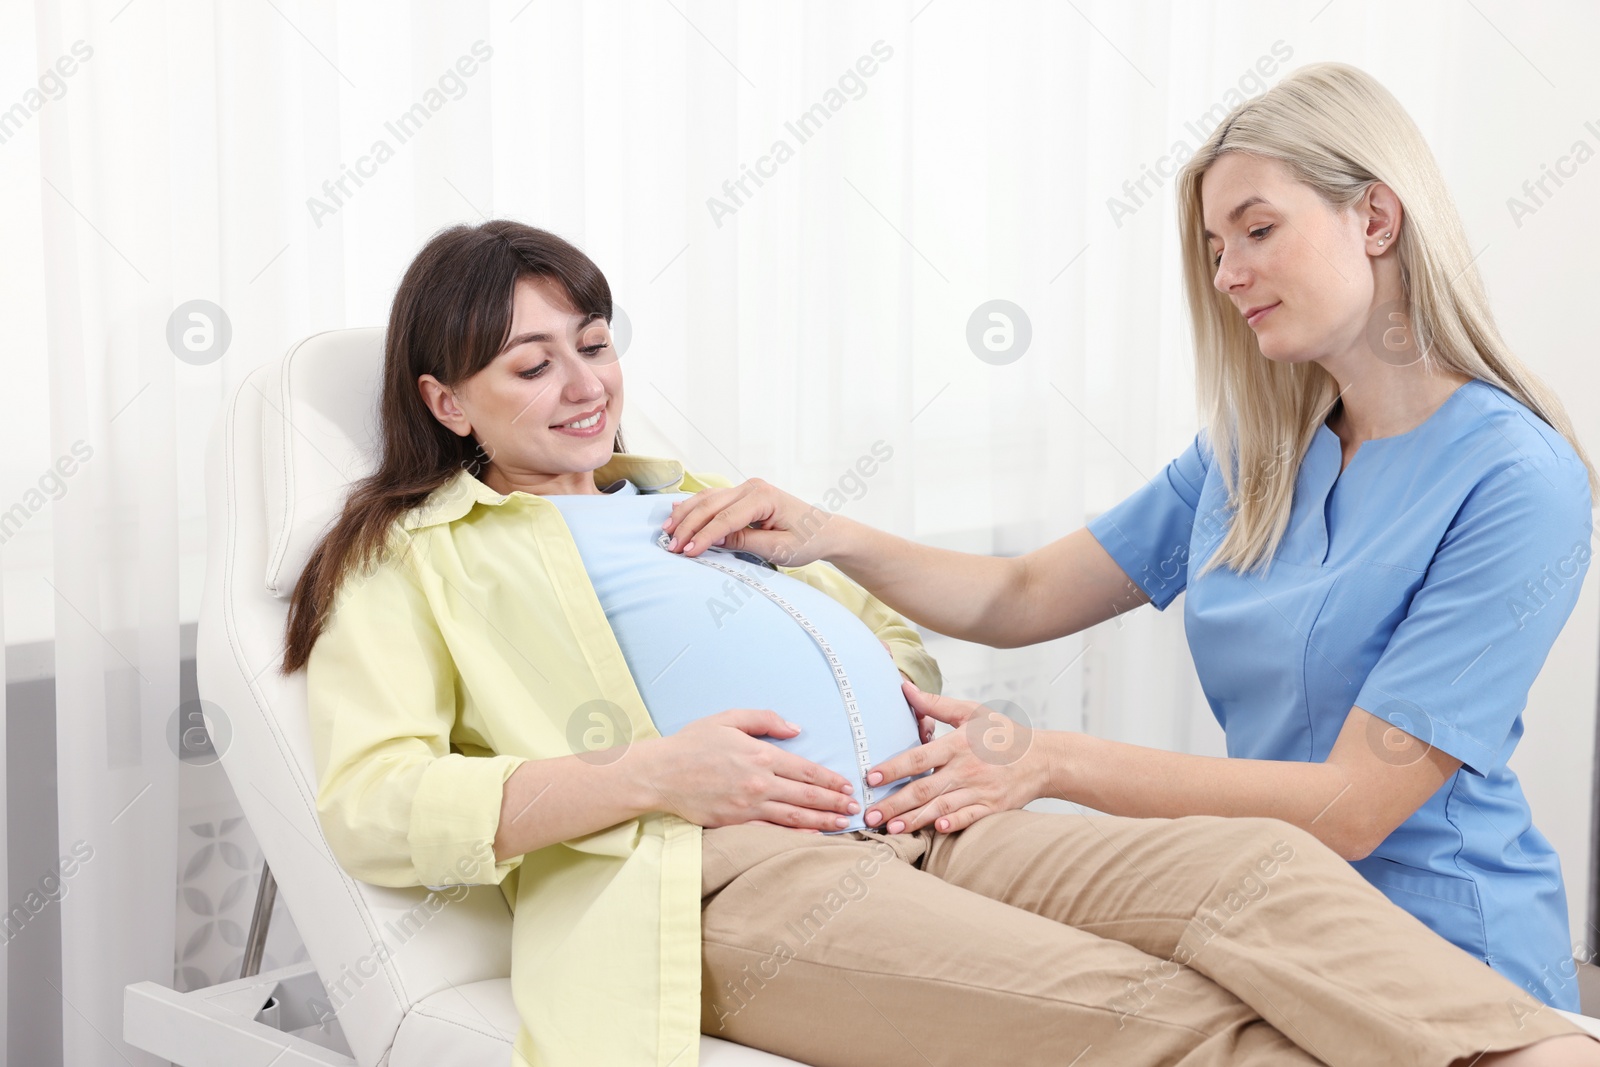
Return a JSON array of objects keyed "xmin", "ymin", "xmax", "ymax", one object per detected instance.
[
  {"xmin": 660, "ymin": 477, "xmax": 846, "ymax": 567},
  {"xmin": 640, "ymin": 708, "xmax": 863, "ymax": 832},
  {"xmin": 860, "ymin": 681, "xmax": 1048, "ymax": 835}
]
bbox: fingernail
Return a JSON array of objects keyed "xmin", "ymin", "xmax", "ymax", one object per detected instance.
[
  {"xmin": 667, "ymin": 537, "xmax": 677, "ymax": 550},
  {"xmin": 865, "ymin": 810, "xmax": 880, "ymax": 826},
  {"xmin": 847, "ymin": 801, "xmax": 860, "ymax": 813},
  {"xmin": 867, "ymin": 771, "xmax": 883, "ymax": 785},
  {"xmin": 835, "ymin": 816, "xmax": 850, "ymax": 827},
  {"xmin": 888, "ymin": 820, "xmax": 904, "ymax": 834},
  {"xmin": 683, "ymin": 541, "xmax": 695, "ymax": 553},
  {"xmin": 784, "ymin": 720, "xmax": 800, "ymax": 731}
]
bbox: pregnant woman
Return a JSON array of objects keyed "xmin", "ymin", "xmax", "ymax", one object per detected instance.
[
  {"xmin": 283, "ymin": 219, "xmax": 1597, "ymax": 1066},
  {"xmin": 664, "ymin": 60, "xmax": 1598, "ymax": 1021}
]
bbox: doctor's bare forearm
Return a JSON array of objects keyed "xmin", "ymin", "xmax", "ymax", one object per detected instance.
[
  {"xmin": 830, "ymin": 520, "xmax": 1150, "ymax": 648},
  {"xmin": 1039, "ymin": 732, "xmax": 1373, "ymax": 861},
  {"xmin": 824, "ymin": 514, "xmax": 1032, "ymax": 646}
]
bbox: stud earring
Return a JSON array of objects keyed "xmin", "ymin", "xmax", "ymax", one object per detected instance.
[{"xmin": 1377, "ymin": 231, "xmax": 1392, "ymax": 247}]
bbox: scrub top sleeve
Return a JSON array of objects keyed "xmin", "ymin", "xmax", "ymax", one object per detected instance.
[
  {"xmin": 1353, "ymin": 458, "xmax": 1593, "ymax": 776},
  {"xmin": 1085, "ymin": 430, "xmax": 1212, "ymax": 611}
]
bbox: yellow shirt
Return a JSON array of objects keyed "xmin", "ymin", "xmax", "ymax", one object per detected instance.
[{"xmin": 307, "ymin": 454, "xmax": 942, "ymax": 1066}]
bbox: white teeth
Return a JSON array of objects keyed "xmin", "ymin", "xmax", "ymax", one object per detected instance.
[{"xmin": 564, "ymin": 412, "xmax": 601, "ymax": 429}]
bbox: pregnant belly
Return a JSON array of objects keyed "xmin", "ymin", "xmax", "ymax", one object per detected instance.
[{"xmin": 607, "ymin": 550, "xmax": 924, "ymax": 832}]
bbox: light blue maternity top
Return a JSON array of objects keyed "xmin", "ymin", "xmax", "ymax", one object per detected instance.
[
  {"xmin": 548, "ymin": 480, "xmax": 924, "ymax": 832},
  {"xmin": 1086, "ymin": 378, "xmax": 1593, "ymax": 1010}
]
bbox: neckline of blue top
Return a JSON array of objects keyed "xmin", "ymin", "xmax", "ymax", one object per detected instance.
[{"xmin": 1316, "ymin": 377, "xmax": 1482, "ymax": 452}]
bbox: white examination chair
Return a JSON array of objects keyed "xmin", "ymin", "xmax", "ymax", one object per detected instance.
[
  {"xmin": 123, "ymin": 327, "xmax": 808, "ymax": 1065},
  {"xmin": 123, "ymin": 328, "xmax": 1600, "ymax": 1064}
]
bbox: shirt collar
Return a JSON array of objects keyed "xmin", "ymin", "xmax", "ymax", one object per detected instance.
[{"xmin": 401, "ymin": 453, "xmax": 688, "ymax": 530}]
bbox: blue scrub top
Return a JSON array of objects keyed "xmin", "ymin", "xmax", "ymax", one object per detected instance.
[{"xmin": 1086, "ymin": 378, "xmax": 1593, "ymax": 1009}]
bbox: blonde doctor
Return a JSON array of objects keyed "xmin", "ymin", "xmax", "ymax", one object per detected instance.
[{"xmin": 662, "ymin": 61, "xmax": 1598, "ymax": 1014}]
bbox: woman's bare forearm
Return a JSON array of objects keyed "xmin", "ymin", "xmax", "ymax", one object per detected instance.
[
  {"xmin": 492, "ymin": 742, "xmax": 663, "ymax": 862},
  {"xmin": 1041, "ymin": 732, "xmax": 1356, "ymax": 850},
  {"xmin": 823, "ymin": 515, "xmax": 1036, "ymax": 646},
  {"xmin": 825, "ymin": 518, "xmax": 1149, "ymax": 648}
]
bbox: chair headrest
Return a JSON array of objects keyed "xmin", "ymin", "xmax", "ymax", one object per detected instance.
[{"xmin": 261, "ymin": 327, "xmax": 384, "ymax": 598}]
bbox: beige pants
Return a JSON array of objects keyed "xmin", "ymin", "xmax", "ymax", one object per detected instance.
[{"xmin": 699, "ymin": 810, "xmax": 1591, "ymax": 1066}]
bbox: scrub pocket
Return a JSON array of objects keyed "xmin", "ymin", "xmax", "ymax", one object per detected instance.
[{"xmin": 1351, "ymin": 853, "xmax": 1489, "ymax": 962}]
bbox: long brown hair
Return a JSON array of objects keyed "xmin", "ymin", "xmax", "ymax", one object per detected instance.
[{"xmin": 281, "ymin": 220, "xmax": 623, "ymax": 674}]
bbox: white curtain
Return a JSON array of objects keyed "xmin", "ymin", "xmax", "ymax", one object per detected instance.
[{"xmin": 4, "ymin": 1, "xmax": 1596, "ymax": 1061}]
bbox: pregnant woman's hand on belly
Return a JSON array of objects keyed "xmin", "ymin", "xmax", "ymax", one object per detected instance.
[
  {"xmin": 660, "ymin": 478, "xmax": 842, "ymax": 567},
  {"xmin": 641, "ymin": 708, "xmax": 862, "ymax": 832}
]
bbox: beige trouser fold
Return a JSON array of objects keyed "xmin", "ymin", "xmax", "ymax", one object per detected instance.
[{"xmin": 699, "ymin": 810, "xmax": 1589, "ymax": 1066}]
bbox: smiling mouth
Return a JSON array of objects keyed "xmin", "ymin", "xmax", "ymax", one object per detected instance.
[{"xmin": 553, "ymin": 405, "xmax": 605, "ymax": 430}]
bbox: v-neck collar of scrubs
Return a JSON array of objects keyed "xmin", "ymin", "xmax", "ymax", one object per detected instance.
[
  {"xmin": 1315, "ymin": 377, "xmax": 1480, "ymax": 473},
  {"xmin": 1300, "ymin": 378, "xmax": 1483, "ymax": 567}
]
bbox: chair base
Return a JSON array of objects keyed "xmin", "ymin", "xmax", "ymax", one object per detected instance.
[
  {"xmin": 125, "ymin": 961, "xmax": 355, "ymax": 1066},
  {"xmin": 124, "ymin": 961, "xmax": 811, "ymax": 1065}
]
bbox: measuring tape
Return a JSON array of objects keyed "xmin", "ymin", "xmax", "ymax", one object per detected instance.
[{"xmin": 657, "ymin": 530, "xmax": 878, "ymax": 811}]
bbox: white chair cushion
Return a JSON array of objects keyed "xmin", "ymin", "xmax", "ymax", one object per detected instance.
[
  {"xmin": 260, "ymin": 327, "xmax": 384, "ymax": 598},
  {"xmin": 1559, "ymin": 1008, "xmax": 1600, "ymax": 1037}
]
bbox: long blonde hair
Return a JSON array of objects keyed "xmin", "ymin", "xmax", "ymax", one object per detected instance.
[{"xmin": 1177, "ymin": 61, "xmax": 1597, "ymax": 580}]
